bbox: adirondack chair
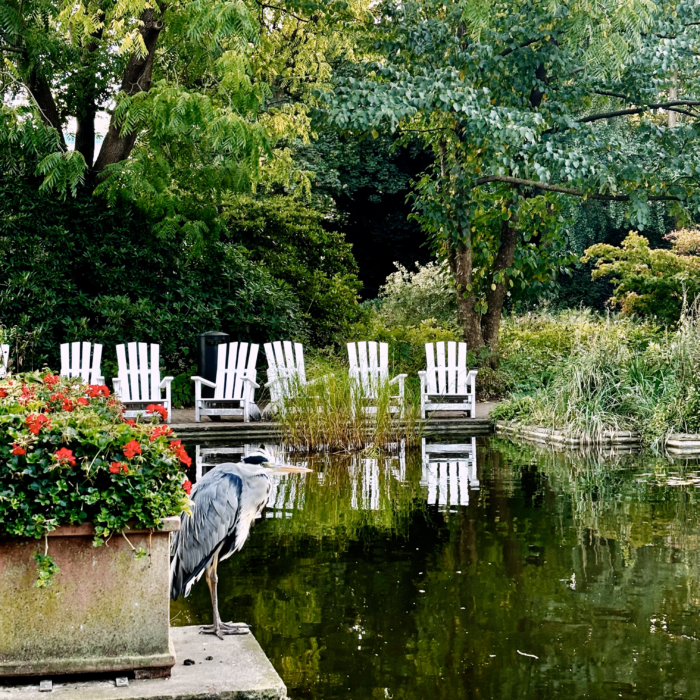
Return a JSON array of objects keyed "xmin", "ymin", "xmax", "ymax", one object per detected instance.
[
  {"xmin": 347, "ymin": 341, "xmax": 407, "ymax": 415},
  {"xmin": 60, "ymin": 342, "xmax": 104, "ymax": 385},
  {"xmin": 421, "ymin": 438, "xmax": 479, "ymax": 509},
  {"xmin": 0, "ymin": 344, "xmax": 8, "ymax": 379},
  {"xmin": 191, "ymin": 342, "xmax": 260, "ymax": 423},
  {"xmin": 418, "ymin": 341, "xmax": 478, "ymax": 419},
  {"xmin": 264, "ymin": 341, "xmax": 307, "ymax": 415},
  {"xmin": 113, "ymin": 343, "xmax": 173, "ymax": 422}
]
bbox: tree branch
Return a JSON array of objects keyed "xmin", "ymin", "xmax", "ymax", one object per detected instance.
[
  {"xmin": 475, "ymin": 175, "xmax": 682, "ymax": 201},
  {"xmin": 579, "ymin": 100, "xmax": 700, "ymax": 124},
  {"xmin": 499, "ymin": 37, "xmax": 539, "ymax": 58}
]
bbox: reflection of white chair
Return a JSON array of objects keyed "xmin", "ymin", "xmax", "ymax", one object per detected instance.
[
  {"xmin": 264, "ymin": 341, "xmax": 307, "ymax": 415},
  {"xmin": 60, "ymin": 342, "xmax": 104, "ymax": 384},
  {"xmin": 192, "ymin": 342, "xmax": 260, "ymax": 423},
  {"xmin": 419, "ymin": 341, "xmax": 478, "ymax": 419},
  {"xmin": 347, "ymin": 341, "xmax": 406, "ymax": 415},
  {"xmin": 113, "ymin": 343, "xmax": 173, "ymax": 422},
  {"xmin": 421, "ymin": 439, "xmax": 478, "ymax": 509},
  {"xmin": 0, "ymin": 344, "xmax": 8, "ymax": 378}
]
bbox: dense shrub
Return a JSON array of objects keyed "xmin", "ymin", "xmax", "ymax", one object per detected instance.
[
  {"xmin": 0, "ymin": 178, "xmax": 305, "ymax": 375},
  {"xmin": 222, "ymin": 195, "xmax": 362, "ymax": 346},
  {"xmin": 583, "ymin": 231, "xmax": 700, "ymax": 325}
]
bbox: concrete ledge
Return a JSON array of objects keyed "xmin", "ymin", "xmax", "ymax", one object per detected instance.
[
  {"xmin": 666, "ymin": 434, "xmax": 700, "ymax": 456},
  {"xmin": 0, "ymin": 627, "xmax": 287, "ymax": 700},
  {"xmin": 173, "ymin": 417, "xmax": 494, "ymax": 444},
  {"xmin": 496, "ymin": 420, "xmax": 640, "ymax": 447}
]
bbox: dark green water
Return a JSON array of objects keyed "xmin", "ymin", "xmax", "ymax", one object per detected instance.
[{"xmin": 171, "ymin": 437, "xmax": 700, "ymax": 699}]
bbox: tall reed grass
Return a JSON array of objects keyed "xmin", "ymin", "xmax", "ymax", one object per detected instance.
[
  {"xmin": 492, "ymin": 305, "xmax": 700, "ymax": 446},
  {"xmin": 273, "ymin": 372, "xmax": 423, "ymax": 453}
]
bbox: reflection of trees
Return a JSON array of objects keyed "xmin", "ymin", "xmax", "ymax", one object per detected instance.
[{"xmin": 173, "ymin": 439, "xmax": 700, "ymax": 699}]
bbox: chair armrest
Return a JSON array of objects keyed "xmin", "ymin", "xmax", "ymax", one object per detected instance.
[
  {"xmin": 389, "ymin": 374, "xmax": 408, "ymax": 385},
  {"xmin": 191, "ymin": 376, "xmax": 216, "ymax": 389},
  {"xmin": 417, "ymin": 371, "xmax": 426, "ymax": 377},
  {"xmin": 96, "ymin": 376, "xmax": 105, "ymax": 386},
  {"xmin": 242, "ymin": 376, "xmax": 260, "ymax": 389},
  {"xmin": 159, "ymin": 376, "xmax": 174, "ymax": 389},
  {"xmin": 112, "ymin": 378, "xmax": 122, "ymax": 398}
]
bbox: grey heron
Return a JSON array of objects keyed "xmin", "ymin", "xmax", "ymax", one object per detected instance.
[{"xmin": 170, "ymin": 448, "xmax": 310, "ymax": 638}]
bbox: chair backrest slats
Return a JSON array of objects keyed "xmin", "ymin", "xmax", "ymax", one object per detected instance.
[
  {"xmin": 212, "ymin": 342, "xmax": 259, "ymax": 401},
  {"xmin": 70, "ymin": 342, "xmax": 81, "ymax": 379},
  {"xmin": 347, "ymin": 341, "xmax": 390, "ymax": 398},
  {"xmin": 61, "ymin": 342, "xmax": 103, "ymax": 384},
  {"xmin": 457, "ymin": 342, "xmax": 467, "ymax": 393},
  {"xmin": 116, "ymin": 343, "xmax": 162, "ymax": 402},
  {"xmin": 232, "ymin": 342, "xmax": 249, "ymax": 399},
  {"xmin": 425, "ymin": 341, "xmax": 469, "ymax": 396},
  {"xmin": 116, "ymin": 344, "xmax": 131, "ymax": 401},
  {"xmin": 436, "ymin": 342, "xmax": 447, "ymax": 394},
  {"xmin": 0, "ymin": 344, "xmax": 8, "ymax": 378},
  {"xmin": 265, "ymin": 341, "xmax": 305, "ymax": 401},
  {"xmin": 294, "ymin": 342, "xmax": 306, "ymax": 384},
  {"xmin": 447, "ymin": 341, "xmax": 457, "ymax": 394}
]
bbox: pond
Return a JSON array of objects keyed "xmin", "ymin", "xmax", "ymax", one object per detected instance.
[{"xmin": 170, "ymin": 436, "xmax": 700, "ymax": 699}]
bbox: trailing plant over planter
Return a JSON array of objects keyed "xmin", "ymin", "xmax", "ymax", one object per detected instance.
[{"xmin": 0, "ymin": 371, "xmax": 191, "ymax": 585}]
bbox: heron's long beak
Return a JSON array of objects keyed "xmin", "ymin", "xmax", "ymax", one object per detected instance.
[{"xmin": 271, "ymin": 464, "xmax": 312, "ymax": 474}]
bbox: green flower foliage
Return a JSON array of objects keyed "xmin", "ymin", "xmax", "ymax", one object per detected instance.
[
  {"xmin": 0, "ymin": 372, "xmax": 191, "ymax": 542},
  {"xmin": 584, "ymin": 231, "xmax": 700, "ymax": 324}
]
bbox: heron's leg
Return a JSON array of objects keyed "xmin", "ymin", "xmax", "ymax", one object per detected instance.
[{"xmin": 199, "ymin": 558, "xmax": 249, "ymax": 639}]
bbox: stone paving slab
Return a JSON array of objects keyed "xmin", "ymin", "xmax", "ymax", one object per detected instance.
[{"xmin": 0, "ymin": 627, "xmax": 286, "ymax": 700}]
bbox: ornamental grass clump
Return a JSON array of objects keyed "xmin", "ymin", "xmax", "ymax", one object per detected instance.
[
  {"xmin": 276, "ymin": 372, "xmax": 423, "ymax": 453},
  {"xmin": 0, "ymin": 371, "xmax": 191, "ymax": 583},
  {"xmin": 493, "ymin": 305, "xmax": 700, "ymax": 446}
]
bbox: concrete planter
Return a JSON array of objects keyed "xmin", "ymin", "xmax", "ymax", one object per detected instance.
[{"xmin": 0, "ymin": 517, "xmax": 179, "ymax": 679}]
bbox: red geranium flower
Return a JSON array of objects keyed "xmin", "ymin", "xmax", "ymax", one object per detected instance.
[
  {"xmin": 11, "ymin": 443, "xmax": 26, "ymax": 456},
  {"xmin": 149, "ymin": 425, "xmax": 173, "ymax": 442},
  {"xmin": 146, "ymin": 404, "xmax": 168, "ymax": 421},
  {"xmin": 86, "ymin": 384, "xmax": 110, "ymax": 398},
  {"xmin": 62, "ymin": 399, "xmax": 75, "ymax": 412},
  {"xmin": 0, "ymin": 388, "xmax": 7, "ymax": 398},
  {"xmin": 123, "ymin": 440, "xmax": 142, "ymax": 459},
  {"xmin": 182, "ymin": 479, "xmax": 192, "ymax": 495},
  {"xmin": 77, "ymin": 397, "xmax": 89, "ymax": 406},
  {"xmin": 124, "ymin": 419, "xmax": 137, "ymax": 427},
  {"xmin": 109, "ymin": 461, "xmax": 129, "ymax": 474},
  {"xmin": 54, "ymin": 447, "xmax": 76, "ymax": 467},
  {"xmin": 26, "ymin": 414, "xmax": 51, "ymax": 435},
  {"xmin": 43, "ymin": 374, "xmax": 60, "ymax": 387},
  {"xmin": 49, "ymin": 392, "xmax": 65, "ymax": 403},
  {"xmin": 169, "ymin": 440, "xmax": 192, "ymax": 468}
]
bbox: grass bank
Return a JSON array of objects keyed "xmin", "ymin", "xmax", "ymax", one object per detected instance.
[{"xmin": 492, "ymin": 308, "xmax": 700, "ymax": 446}]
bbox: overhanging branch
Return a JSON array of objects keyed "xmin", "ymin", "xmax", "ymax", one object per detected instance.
[
  {"xmin": 580, "ymin": 100, "xmax": 700, "ymax": 124},
  {"xmin": 475, "ymin": 175, "xmax": 682, "ymax": 202}
]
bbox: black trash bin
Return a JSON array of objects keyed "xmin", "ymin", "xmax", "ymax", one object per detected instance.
[{"xmin": 197, "ymin": 331, "xmax": 230, "ymax": 399}]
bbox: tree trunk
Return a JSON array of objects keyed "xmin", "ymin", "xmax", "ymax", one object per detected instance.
[
  {"xmin": 481, "ymin": 214, "xmax": 518, "ymax": 351},
  {"xmin": 93, "ymin": 8, "xmax": 165, "ymax": 174},
  {"xmin": 448, "ymin": 243, "xmax": 484, "ymax": 349},
  {"xmin": 75, "ymin": 110, "xmax": 97, "ymax": 167},
  {"xmin": 25, "ymin": 68, "xmax": 66, "ymax": 149}
]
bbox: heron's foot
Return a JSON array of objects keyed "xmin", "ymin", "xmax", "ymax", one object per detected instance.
[{"xmin": 199, "ymin": 622, "xmax": 250, "ymax": 640}]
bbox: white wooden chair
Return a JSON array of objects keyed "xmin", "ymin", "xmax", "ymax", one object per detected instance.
[
  {"xmin": 0, "ymin": 344, "xmax": 8, "ymax": 378},
  {"xmin": 191, "ymin": 342, "xmax": 260, "ymax": 423},
  {"xmin": 347, "ymin": 341, "xmax": 407, "ymax": 415},
  {"xmin": 264, "ymin": 341, "xmax": 308, "ymax": 416},
  {"xmin": 60, "ymin": 342, "xmax": 104, "ymax": 385},
  {"xmin": 418, "ymin": 341, "xmax": 477, "ymax": 419},
  {"xmin": 421, "ymin": 438, "xmax": 479, "ymax": 509},
  {"xmin": 113, "ymin": 343, "xmax": 173, "ymax": 422}
]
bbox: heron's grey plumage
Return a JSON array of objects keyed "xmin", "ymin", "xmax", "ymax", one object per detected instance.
[{"xmin": 170, "ymin": 461, "xmax": 272, "ymax": 602}]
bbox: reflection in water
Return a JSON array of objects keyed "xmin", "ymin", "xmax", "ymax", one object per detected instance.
[{"xmin": 173, "ymin": 437, "xmax": 700, "ymax": 699}]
